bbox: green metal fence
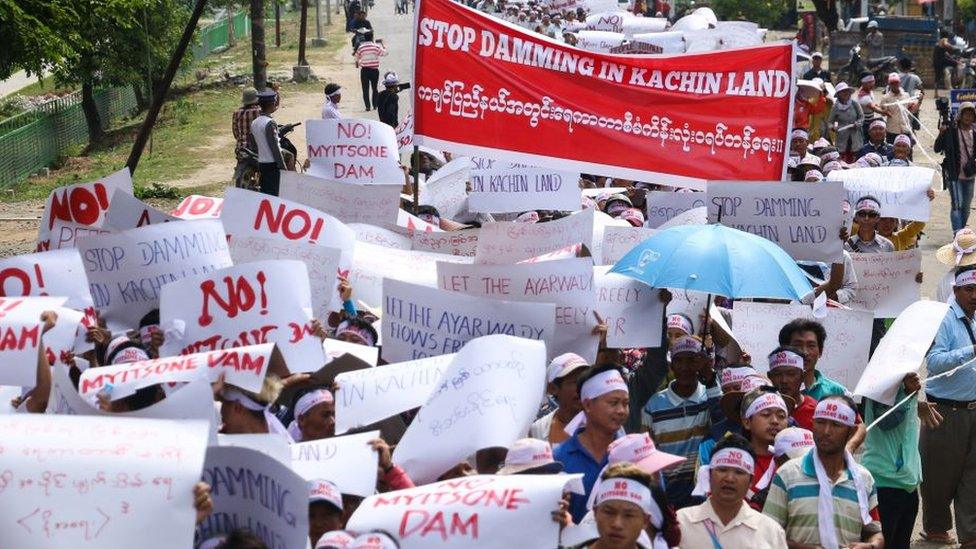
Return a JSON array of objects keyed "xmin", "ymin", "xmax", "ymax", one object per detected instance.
[{"xmin": 0, "ymin": 11, "xmax": 250, "ymax": 189}]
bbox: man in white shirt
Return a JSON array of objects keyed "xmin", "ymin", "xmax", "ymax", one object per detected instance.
[
  {"xmin": 249, "ymin": 89, "xmax": 285, "ymax": 196},
  {"xmin": 322, "ymin": 83, "xmax": 342, "ymax": 119}
]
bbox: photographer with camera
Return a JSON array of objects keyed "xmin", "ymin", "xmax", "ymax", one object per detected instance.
[
  {"xmin": 376, "ymin": 72, "xmax": 409, "ymax": 128},
  {"xmin": 935, "ymin": 101, "xmax": 976, "ymax": 232}
]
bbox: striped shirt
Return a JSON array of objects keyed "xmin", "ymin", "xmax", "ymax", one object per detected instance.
[
  {"xmin": 763, "ymin": 450, "xmax": 881, "ymax": 546},
  {"xmin": 641, "ymin": 382, "xmax": 722, "ymax": 507},
  {"xmin": 355, "ymin": 42, "xmax": 387, "ymax": 68}
]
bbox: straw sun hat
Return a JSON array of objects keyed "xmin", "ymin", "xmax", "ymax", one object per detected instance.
[{"xmin": 937, "ymin": 228, "xmax": 976, "ymax": 267}]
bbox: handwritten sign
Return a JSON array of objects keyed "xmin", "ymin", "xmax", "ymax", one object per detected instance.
[
  {"xmin": 324, "ymin": 337, "xmax": 380, "ymax": 366},
  {"xmin": 585, "ymin": 11, "xmax": 633, "ymax": 32},
  {"xmin": 660, "ymin": 206, "xmax": 707, "ymax": 228},
  {"xmin": 347, "ymin": 474, "xmax": 578, "ymax": 549},
  {"xmin": 594, "ymin": 266, "xmax": 663, "ymax": 348},
  {"xmin": 199, "ymin": 446, "xmax": 308, "ymax": 549},
  {"xmin": 0, "ymin": 296, "xmax": 67, "ymax": 386},
  {"xmin": 707, "ymin": 181, "xmax": 845, "ymax": 263},
  {"xmin": 827, "ymin": 166, "xmax": 934, "ymax": 222},
  {"xmin": 306, "ymin": 118, "xmax": 402, "ymax": 184},
  {"xmin": 396, "ymin": 113, "xmax": 414, "ymax": 151},
  {"xmin": 393, "ymin": 335, "xmax": 547, "ymax": 483},
  {"xmin": 103, "ymin": 190, "xmax": 177, "ymax": 230},
  {"xmin": 645, "ymin": 190, "xmax": 706, "ymax": 228},
  {"xmin": 849, "ymin": 250, "xmax": 922, "ymax": 318},
  {"xmin": 475, "ymin": 207, "xmax": 594, "ymax": 264},
  {"xmin": 351, "ymin": 241, "xmax": 472, "ymax": 309},
  {"xmin": 37, "ymin": 167, "xmax": 132, "ymax": 251},
  {"xmin": 666, "ymin": 289, "xmax": 709, "ymax": 334},
  {"xmin": 601, "ymin": 226, "xmax": 655, "ymax": 265},
  {"xmin": 48, "ymin": 219, "xmax": 113, "ymax": 250},
  {"xmin": 351, "ymin": 223, "xmax": 413, "ymax": 250},
  {"xmin": 468, "ymin": 157, "xmax": 580, "ymax": 213},
  {"xmin": 733, "ymin": 301, "xmax": 872, "ymax": 389},
  {"xmin": 75, "ymin": 219, "xmax": 233, "ymax": 332},
  {"xmin": 290, "ymin": 430, "xmax": 380, "ymax": 497},
  {"xmin": 399, "ymin": 208, "xmax": 444, "ymax": 233},
  {"xmin": 170, "ymin": 195, "xmax": 224, "ymax": 219},
  {"xmin": 216, "ymin": 434, "xmax": 291, "ymax": 467},
  {"xmin": 335, "ymin": 354, "xmax": 455, "ymax": 434},
  {"xmin": 0, "ymin": 248, "xmax": 94, "ymax": 310},
  {"xmin": 0, "ymin": 413, "xmax": 208, "ymax": 549},
  {"xmin": 421, "ymin": 157, "xmax": 472, "ymax": 220},
  {"xmin": 382, "ymin": 279, "xmax": 554, "ymax": 363},
  {"xmin": 437, "ymin": 258, "xmax": 598, "ymax": 361},
  {"xmin": 279, "ymin": 171, "xmax": 401, "ymax": 226},
  {"xmin": 412, "ymin": 229, "xmax": 480, "ymax": 257},
  {"xmin": 575, "ymin": 30, "xmax": 627, "ymax": 53},
  {"xmin": 159, "ymin": 260, "xmax": 326, "ymax": 373}
]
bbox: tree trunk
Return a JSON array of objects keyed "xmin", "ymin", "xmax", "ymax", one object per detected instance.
[
  {"xmin": 227, "ymin": 6, "xmax": 237, "ymax": 47},
  {"xmin": 133, "ymin": 83, "xmax": 148, "ymax": 112},
  {"xmin": 298, "ymin": 0, "xmax": 309, "ymax": 65},
  {"xmin": 81, "ymin": 80, "xmax": 105, "ymax": 143},
  {"xmin": 251, "ymin": 0, "xmax": 268, "ymax": 90}
]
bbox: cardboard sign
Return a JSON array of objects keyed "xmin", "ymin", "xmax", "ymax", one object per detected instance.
[
  {"xmin": 170, "ymin": 195, "xmax": 224, "ymax": 219},
  {"xmin": 335, "ymin": 354, "xmax": 455, "ymax": 434},
  {"xmin": 348, "ymin": 474, "xmax": 578, "ymax": 548},
  {"xmin": 290, "ymin": 430, "xmax": 380, "ymax": 497},
  {"xmin": 421, "ymin": 157, "xmax": 472, "ymax": 220},
  {"xmin": 849, "ymin": 250, "xmax": 922, "ymax": 318},
  {"xmin": 199, "ymin": 446, "xmax": 309, "ymax": 549},
  {"xmin": 594, "ymin": 266, "xmax": 664, "ymax": 348},
  {"xmin": 412, "ymin": 229, "xmax": 480, "ymax": 257},
  {"xmin": 351, "ymin": 223, "xmax": 413, "ymax": 250},
  {"xmin": 468, "ymin": 157, "xmax": 580, "ymax": 213},
  {"xmin": 159, "ymin": 260, "xmax": 326, "ymax": 373},
  {"xmin": 103, "ymin": 189, "xmax": 177, "ymax": 230},
  {"xmin": 827, "ymin": 166, "xmax": 934, "ymax": 222},
  {"xmin": 706, "ymin": 181, "xmax": 846, "ymax": 263},
  {"xmin": 37, "ymin": 167, "xmax": 132, "ymax": 251},
  {"xmin": 75, "ymin": 219, "xmax": 233, "ymax": 332},
  {"xmin": 0, "ymin": 248, "xmax": 94, "ymax": 310},
  {"xmin": 382, "ymin": 279, "xmax": 555, "ymax": 363},
  {"xmin": 475, "ymin": 208, "xmax": 594, "ymax": 264},
  {"xmin": 0, "ymin": 414, "xmax": 208, "ymax": 549},
  {"xmin": 48, "ymin": 219, "xmax": 113, "ymax": 250},
  {"xmin": 393, "ymin": 335, "xmax": 547, "ymax": 483},
  {"xmin": 733, "ymin": 301, "xmax": 872, "ymax": 389},
  {"xmin": 351, "ymin": 241, "xmax": 473, "ymax": 309},
  {"xmin": 436, "ymin": 258, "xmax": 599, "ymax": 361},
  {"xmin": 306, "ymin": 118, "xmax": 402, "ymax": 184},
  {"xmin": 278, "ymin": 171, "xmax": 401, "ymax": 226},
  {"xmin": 601, "ymin": 225, "xmax": 655, "ymax": 265},
  {"xmin": 0, "ymin": 296, "xmax": 67, "ymax": 386},
  {"xmin": 229, "ymin": 235, "xmax": 343, "ymax": 318}
]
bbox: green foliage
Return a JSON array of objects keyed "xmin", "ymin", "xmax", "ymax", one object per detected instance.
[
  {"xmin": 134, "ymin": 182, "xmax": 180, "ymax": 199},
  {"xmin": 712, "ymin": 0, "xmax": 790, "ymax": 28},
  {"xmin": 960, "ymin": 0, "xmax": 976, "ymax": 24},
  {"xmin": 0, "ymin": 0, "xmax": 78, "ymax": 80}
]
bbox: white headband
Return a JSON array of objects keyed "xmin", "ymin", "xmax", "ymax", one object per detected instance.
[
  {"xmin": 768, "ymin": 349, "xmax": 804, "ymax": 370},
  {"xmin": 670, "ymin": 336, "xmax": 703, "ymax": 356},
  {"xmin": 592, "ymin": 478, "xmax": 663, "ymax": 527},
  {"xmin": 223, "ymin": 388, "xmax": 294, "ymax": 441},
  {"xmin": 855, "ymin": 197, "xmax": 881, "ymax": 213},
  {"xmin": 295, "ymin": 389, "xmax": 334, "ymax": 418},
  {"xmin": 691, "ymin": 447, "xmax": 756, "ymax": 497},
  {"xmin": 743, "ymin": 392, "xmax": 787, "ymax": 419},
  {"xmin": 813, "ymin": 399, "xmax": 857, "ymax": 427},
  {"xmin": 791, "ymin": 129, "xmax": 809, "ymax": 140},
  {"xmin": 667, "ymin": 314, "xmax": 693, "ymax": 335},
  {"xmin": 564, "ymin": 370, "xmax": 628, "ymax": 435},
  {"xmin": 956, "ymin": 269, "xmax": 976, "ymax": 287},
  {"xmin": 772, "ymin": 429, "xmax": 815, "ymax": 458}
]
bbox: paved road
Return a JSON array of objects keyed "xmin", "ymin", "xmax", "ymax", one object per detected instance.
[{"xmin": 0, "ymin": 70, "xmax": 42, "ymax": 98}]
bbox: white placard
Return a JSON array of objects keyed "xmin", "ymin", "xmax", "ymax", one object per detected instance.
[
  {"xmin": 306, "ymin": 118, "xmax": 402, "ymax": 184},
  {"xmin": 623, "ymin": 17, "xmax": 669, "ymax": 36},
  {"xmin": 398, "ymin": 208, "xmax": 444, "ymax": 232},
  {"xmin": 632, "ymin": 31, "xmax": 686, "ymax": 54},
  {"xmin": 396, "ymin": 113, "xmax": 413, "ymax": 152},
  {"xmin": 229, "ymin": 234, "xmax": 342, "ymax": 318},
  {"xmin": 475, "ymin": 208, "xmax": 594, "ymax": 265},
  {"xmin": 0, "ymin": 296, "xmax": 67, "ymax": 386},
  {"xmin": 421, "ymin": 157, "xmax": 472, "ymax": 220},
  {"xmin": 468, "ymin": 157, "xmax": 580, "ymax": 213},
  {"xmin": 659, "ymin": 206, "xmax": 708, "ymax": 228},
  {"xmin": 393, "ymin": 335, "xmax": 547, "ymax": 483},
  {"xmin": 849, "ymin": 250, "xmax": 922, "ymax": 318},
  {"xmin": 667, "ymin": 289, "xmax": 709, "ymax": 334},
  {"xmin": 348, "ymin": 474, "xmax": 577, "ymax": 549},
  {"xmin": 576, "ymin": 30, "xmax": 627, "ymax": 52},
  {"xmin": 290, "ymin": 430, "xmax": 380, "ymax": 497},
  {"xmin": 437, "ymin": 258, "xmax": 598, "ymax": 361},
  {"xmin": 733, "ymin": 301, "xmax": 873, "ymax": 390},
  {"xmin": 217, "ymin": 434, "xmax": 291, "ymax": 467},
  {"xmin": 855, "ymin": 300, "xmax": 949, "ymax": 405},
  {"xmin": 645, "ymin": 190, "xmax": 707, "ymax": 228},
  {"xmin": 43, "ymin": 306, "xmax": 88, "ymax": 368},
  {"xmin": 412, "ymin": 229, "xmax": 480, "ymax": 257},
  {"xmin": 324, "ymin": 337, "xmax": 380, "ymax": 366},
  {"xmin": 585, "ymin": 11, "xmax": 633, "ymax": 32},
  {"xmin": 382, "ymin": 279, "xmax": 554, "ymax": 363},
  {"xmin": 199, "ymin": 446, "xmax": 309, "ymax": 549},
  {"xmin": 594, "ymin": 266, "xmax": 663, "ymax": 348},
  {"xmin": 335, "ymin": 354, "xmax": 455, "ymax": 434},
  {"xmin": 351, "ymin": 241, "xmax": 472, "ymax": 309},
  {"xmin": 0, "ymin": 385, "xmax": 20, "ymax": 413},
  {"xmin": 707, "ymin": 181, "xmax": 846, "ymax": 263},
  {"xmin": 37, "ymin": 167, "xmax": 132, "ymax": 251},
  {"xmin": 0, "ymin": 248, "xmax": 94, "ymax": 310},
  {"xmin": 0, "ymin": 414, "xmax": 208, "ymax": 549},
  {"xmin": 601, "ymin": 226, "xmax": 655, "ymax": 265},
  {"xmin": 103, "ymin": 189, "xmax": 177, "ymax": 230},
  {"xmin": 48, "ymin": 219, "xmax": 113, "ymax": 250},
  {"xmin": 279, "ymin": 171, "xmax": 401, "ymax": 226},
  {"xmin": 350, "ymin": 223, "xmax": 413, "ymax": 250},
  {"xmin": 75, "ymin": 219, "xmax": 233, "ymax": 332},
  {"xmin": 170, "ymin": 195, "xmax": 224, "ymax": 219},
  {"xmin": 159, "ymin": 260, "xmax": 326, "ymax": 372},
  {"xmin": 827, "ymin": 166, "xmax": 934, "ymax": 222}
]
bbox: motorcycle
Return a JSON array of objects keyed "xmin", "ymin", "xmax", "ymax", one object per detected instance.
[
  {"xmin": 234, "ymin": 122, "xmax": 302, "ymax": 191},
  {"xmin": 836, "ymin": 44, "xmax": 898, "ymax": 85}
]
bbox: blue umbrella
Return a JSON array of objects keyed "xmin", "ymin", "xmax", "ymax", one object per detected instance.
[{"xmin": 610, "ymin": 224, "xmax": 812, "ymax": 301}]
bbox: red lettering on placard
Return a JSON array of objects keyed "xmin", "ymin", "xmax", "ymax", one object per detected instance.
[
  {"xmin": 198, "ymin": 271, "xmax": 268, "ymax": 327},
  {"xmin": 337, "ymin": 121, "xmax": 371, "ymax": 139},
  {"xmin": 254, "ymin": 200, "xmax": 325, "ymax": 242},
  {"xmin": 47, "ymin": 183, "xmax": 109, "ymax": 230},
  {"xmin": 400, "ymin": 510, "xmax": 479, "ymax": 541},
  {"xmin": 0, "ymin": 325, "xmax": 39, "ymax": 350},
  {"xmin": 178, "ymin": 325, "xmax": 278, "ymax": 355},
  {"xmin": 0, "ymin": 268, "xmax": 31, "ymax": 296},
  {"xmin": 206, "ymin": 350, "xmax": 266, "ymax": 375},
  {"xmin": 0, "ymin": 298, "xmax": 23, "ymax": 318},
  {"xmin": 136, "ymin": 209, "xmax": 151, "ymax": 227}
]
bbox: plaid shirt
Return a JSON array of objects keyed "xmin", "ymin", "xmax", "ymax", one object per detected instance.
[{"xmin": 232, "ymin": 105, "xmax": 261, "ymax": 155}]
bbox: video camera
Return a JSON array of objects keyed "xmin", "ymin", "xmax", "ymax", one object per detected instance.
[
  {"xmin": 936, "ymin": 97, "xmax": 953, "ymax": 127},
  {"xmin": 394, "ymin": 82, "xmax": 412, "ymax": 92}
]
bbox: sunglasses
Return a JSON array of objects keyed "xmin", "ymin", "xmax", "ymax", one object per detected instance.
[{"xmin": 855, "ymin": 211, "xmax": 879, "ymax": 218}]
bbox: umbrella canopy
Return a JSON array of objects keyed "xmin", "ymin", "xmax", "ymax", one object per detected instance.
[{"xmin": 610, "ymin": 224, "xmax": 813, "ymax": 301}]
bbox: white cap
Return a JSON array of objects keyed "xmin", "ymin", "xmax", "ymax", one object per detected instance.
[
  {"xmin": 309, "ymin": 479, "xmax": 343, "ymax": 510},
  {"xmin": 498, "ymin": 438, "xmax": 563, "ymax": 474},
  {"xmin": 546, "ymin": 352, "xmax": 588, "ymax": 383}
]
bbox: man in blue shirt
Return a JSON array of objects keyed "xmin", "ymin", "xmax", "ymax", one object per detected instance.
[{"xmin": 921, "ymin": 264, "xmax": 976, "ymax": 545}]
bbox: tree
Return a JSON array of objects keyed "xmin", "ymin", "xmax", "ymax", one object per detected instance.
[
  {"xmin": 298, "ymin": 0, "xmax": 309, "ymax": 66},
  {"xmin": 251, "ymin": 0, "xmax": 268, "ymax": 90},
  {"xmin": 0, "ymin": 0, "xmax": 78, "ymax": 80},
  {"xmin": 712, "ymin": 0, "xmax": 790, "ymax": 29}
]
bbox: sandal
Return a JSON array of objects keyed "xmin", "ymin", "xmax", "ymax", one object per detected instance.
[{"xmin": 921, "ymin": 531, "xmax": 957, "ymax": 545}]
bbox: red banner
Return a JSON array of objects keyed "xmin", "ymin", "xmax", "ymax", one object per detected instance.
[{"xmin": 412, "ymin": 0, "xmax": 795, "ymax": 188}]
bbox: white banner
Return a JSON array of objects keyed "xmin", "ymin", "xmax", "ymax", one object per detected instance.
[
  {"xmin": 437, "ymin": 258, "xmax": 598, "ymax": 361},
  {"xmin": 290, "ymin": 430, "xmax": 380, "ymax": 497},
  {"xmin": 351, "ymin": 241, "xmax": 472, "ymax": 309},
  {"xmin": 707, "ymin": 181, "xmax": 846, "ymax": 263},
  {"xmin": 421, "ymin": 157, "xmax": 472, "ymax": 220},
  {"xmin": 855, "ymin": 300, "xmax": 949, "ymax": 405},
  {"xmin": 103, "ymin": 189, "xmax": 177, "ymax": 230},
  {"xmin": 827, "ymin": 166, "xmax": 934, "ymax": 222},
  {"xmin": 382, "ymin": 279, "xmax": 554, "ymax": 363},
  {"xmin": 632, "ymin": 31, "xmax": 687, "ymax": 54},
  {"xmin": 0, "ymin": 248, "xmax": 94, "ymax": 310},
  {"xmin": 849, "ymin": 250, "xmax": 922, "ymax": 318},
  {"xmin": 159, "ymin": 260, "xmax": 326, "ymax": 373},
  {"xmin": 601, "ymin": 225, "xmax": 655, "ymax": 265},
  {"xmin": 199, "ymin": 446, "xmax": 309, "ymax": 549},
  {"xmin": 170, "ymin": 195, "xmax": 224, "ymax": 219},
  {"xmin": 645, "ymin": 191, "xmax": 706, "ymax": 228},
  {"xmin": 0, "ymin": 296, "xmax": 67, "ymax": 386},
  {"xmin": 351, "ymin": 223, "xmax": 413, "ymax": 250},
  {"xmin": 37, "ymin": 167, "xmax": 132, "ymax": 251},
  {"xmin": 279, "ymin": 171, "xmax": 401, "ymax": 226},
  {"xmin": 468, "ymin": 157, "xmax": 580, "ymax": 213},
  {"xmin": 0, "ymin": 414, "xmax": 208, "ymax": 549},
  {"xmin": 306, "ymin": 118, "xmax": 402, "ymax": 184},
  {"xmin": 76, "ymin": 219, "xmax": 233, "ymax": 332},
  {"xmin": 475, "ymin": 208, "xmax": 594, "ymax": 264},
  {"xmin": 412, "ymin": 229, "xmax": 480, "ymax": 256},
  {"xmin": 393, "ymin": 336, "xmax": 547, "ymax": 483},
  {"xmin": 733, "ymin": 301, "xmax": 873, "ymax": 389},
  {"xmin": 594, "ymin": 266, "xmax": 664, "ymax": 348}
]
